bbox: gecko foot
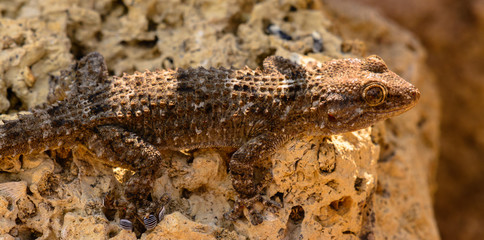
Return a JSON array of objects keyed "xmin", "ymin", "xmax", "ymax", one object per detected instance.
[
  {"xmin": 140, "ymin": 205, "xmax": 166, "ymax": 231},
  {"xmin": 224, "ymin": 195, "xmax": 282, "ymax": 225},
  {"xmin": 117, "ymin": 205, "xmax": 166, "ymax": 232},
  {"xmin": 103, "ymin": 188, "xmax": 168, "ymax": 232}
]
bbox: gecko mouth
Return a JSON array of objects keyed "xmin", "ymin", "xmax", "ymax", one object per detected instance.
[
  {"xmin": 333, "ymin": 105, "xmax": 412, "ymax": 125},
  {"xmin": 330, "ymin": 105, "xmax": 413, "ymax": 132},
  {"xmin": 366, "ymin": 105, "xmax": 415, "ymax": 116}
]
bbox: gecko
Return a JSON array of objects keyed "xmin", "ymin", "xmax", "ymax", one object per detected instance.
[{"xmin": 0, "ymin": 52, "xmax": 419, "ymax": 231}]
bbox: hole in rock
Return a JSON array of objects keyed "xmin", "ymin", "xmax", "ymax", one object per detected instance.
[{"xmin": 329, "ymin": 196, "xmax": 352, "ymax": 215}]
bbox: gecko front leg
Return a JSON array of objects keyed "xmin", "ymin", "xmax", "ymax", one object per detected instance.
[
  {"xmin": 226, "ymin": 133, "xmax": 286, "ymax": 225},
  {"xmin": 86, "ymin": 125, "xmax": 166, "ymax": 231}
]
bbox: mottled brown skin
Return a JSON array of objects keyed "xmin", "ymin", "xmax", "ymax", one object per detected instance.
[{"xmin": 0, "ymin": 53, "xmax": 419, "ymax": 227}]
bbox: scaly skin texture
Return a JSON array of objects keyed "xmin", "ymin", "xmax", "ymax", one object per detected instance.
[{"xmin": 0, "ymin": 52, "xmax": 419, "ymax": 227}]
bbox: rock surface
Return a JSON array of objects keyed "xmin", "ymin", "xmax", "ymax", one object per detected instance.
[{"xmin": 0, "ymin": 0, "xmax": 439, "ymax": 239}]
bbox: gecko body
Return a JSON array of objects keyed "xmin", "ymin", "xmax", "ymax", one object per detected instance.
[{"xmin": 0, "ymin": 53, "xmax": 419, "ymax": 229}]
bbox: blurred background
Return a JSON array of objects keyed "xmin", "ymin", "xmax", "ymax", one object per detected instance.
[{"xmin": 348, "ymin": 0, "xmax": 484, "ymax": 239}]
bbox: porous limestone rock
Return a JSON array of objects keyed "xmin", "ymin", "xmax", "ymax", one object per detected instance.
[{"xmin": 0, "ymin": 0, "xmax": 439, "ymax": 239}]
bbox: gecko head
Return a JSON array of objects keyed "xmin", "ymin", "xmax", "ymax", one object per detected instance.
[{"xmin": 312, "ymin": 55, "xmax": 420, "ymax": 134}]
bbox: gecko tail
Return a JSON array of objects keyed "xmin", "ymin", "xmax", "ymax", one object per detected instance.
[
  {"xmin": 0, "ymin": 103, "xmax": 79, "ymax": 158},
  {"xmin": 0, "ymin": 52, "xmax": 110, "ymax": 159}
]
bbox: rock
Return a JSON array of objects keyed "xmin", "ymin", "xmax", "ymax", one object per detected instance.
[
  {"xmin": 0, "ymin": 17, "xmax": 72, "ymax": 112},
  {"xmin": 60, "ymin": 213, "xmax": 109, "ymax": 240},
  {"xmin": 0, "ymin": 0, "xmax": 439, "ymax": 239},
  {"xmin": 141, "ymin": 212, "xmax": 242, "ymax": 240}
]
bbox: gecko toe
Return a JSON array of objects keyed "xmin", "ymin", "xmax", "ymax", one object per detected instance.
[
  {"xmin": 141, "ymin": 205, "xmax": 167, "ymax": 231},
  {"xmin": 224, "ymin": 202, "xmax": 244, "ymax": 221},
  {"xmin": 253, "ymin": 194, "xmax": 282, "ymax": 212}
]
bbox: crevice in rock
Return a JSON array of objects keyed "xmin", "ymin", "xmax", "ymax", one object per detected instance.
[
  {"xmin": 330, "ymin": 196, "xmax": 352, "ymax": 215},
  {"xmin": 282, "ymin": 205, "xmax": 305, "ymax": 240}
]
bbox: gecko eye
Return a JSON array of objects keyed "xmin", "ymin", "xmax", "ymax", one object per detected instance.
[{"xmin": 363, "ymin": 84, "xmax": 387, "ymax": 106}]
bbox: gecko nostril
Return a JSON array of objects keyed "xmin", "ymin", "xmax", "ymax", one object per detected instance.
[
  {"xmin": 408, "ymin": 88, "xmax": 420, "ymax": 102},
  {"xmin": 415, "ymin": 89, "xmax": 421, "ymax": 101}
]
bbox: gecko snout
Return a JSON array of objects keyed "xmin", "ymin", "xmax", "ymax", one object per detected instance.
[
  {"xmin": 408, "ymin": 85, "xmax": 420, "ymax": 106},
  {"xmin": 413, "ymin": 88, "xmax": 421, "ymax": 102}
]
